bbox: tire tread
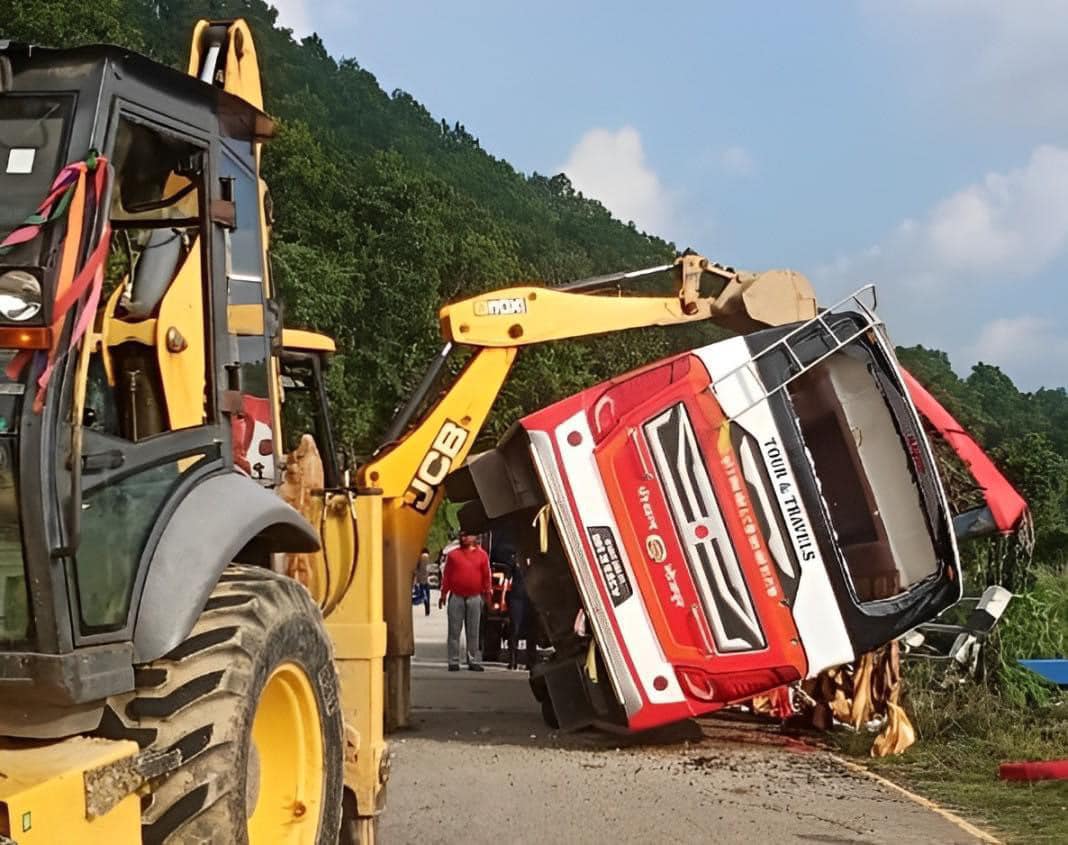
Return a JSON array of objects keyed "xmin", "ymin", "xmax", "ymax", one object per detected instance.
[{"xmin": 97, "ymin": 565, "xmax": 343, "ymax": 843}]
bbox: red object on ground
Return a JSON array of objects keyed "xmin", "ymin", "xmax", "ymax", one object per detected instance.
[
  {"xmin": 998, "ymin": 759, "xmax": 1068, "ymax": 782},
  {"xmin": 902, "ymin": 369, "xmax": 1028, "ymax": 533}
]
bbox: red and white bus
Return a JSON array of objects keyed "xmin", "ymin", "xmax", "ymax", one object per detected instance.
[{"xmin": 449, "ymin": 292, "xmax": 962, "ymax": 732}]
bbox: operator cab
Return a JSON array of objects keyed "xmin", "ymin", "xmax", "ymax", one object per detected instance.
[{"xmin": 0, "ymin": 39, "xmax": 311, "ymax": 734}]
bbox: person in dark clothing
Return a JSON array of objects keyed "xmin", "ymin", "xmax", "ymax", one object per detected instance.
[
  {"xmin": 507, "ymin": 557, "xmax": 538, "ymax": 671},
  {"xmin": 414, "ymin": 547, "xmax": 431, "ymax": 616}
]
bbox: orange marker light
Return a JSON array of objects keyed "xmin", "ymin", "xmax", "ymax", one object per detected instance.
[{"xmin": 0, "ymin": 326, "xmax": 53, "ymax": 349}]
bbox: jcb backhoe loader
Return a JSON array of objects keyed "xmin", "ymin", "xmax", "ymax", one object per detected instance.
[{"xmin": 0, "ymin": 20, "xmax": 384, "ymax": 844}]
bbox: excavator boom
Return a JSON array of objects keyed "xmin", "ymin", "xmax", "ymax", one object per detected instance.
[{"xmin": 439, "ymin": 254, "xmax": 818, "ymax": 346}]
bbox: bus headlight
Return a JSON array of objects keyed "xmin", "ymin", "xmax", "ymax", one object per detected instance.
[{"xmin": 0, "ymin": 271, "xmax": 43, "ymax": 322}]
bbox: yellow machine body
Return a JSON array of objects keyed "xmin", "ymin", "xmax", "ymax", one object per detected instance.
[
  {"xmin": 188, "ymin": 20, "xmax": 389, "ymax": 828},
  {"xmin": 0, "ymin": 738, "xmax": 142, "ymax": 843},
  {"xmin": 359, "ymin": 347, "xmax": 517, "ymax": 720},
  {"xmin": 2, "ymin": 17, "xmax": 388, "ymax": 840}
]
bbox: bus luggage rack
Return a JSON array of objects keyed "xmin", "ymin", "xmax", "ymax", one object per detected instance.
[{"xmin": 714, "ymin": 285, "xmax": 882, "ymax": 420}]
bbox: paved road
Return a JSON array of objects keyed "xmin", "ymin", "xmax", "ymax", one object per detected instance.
[{"xmin": 381, "ymin": 602, "xmax": 988, "ymax": 844}]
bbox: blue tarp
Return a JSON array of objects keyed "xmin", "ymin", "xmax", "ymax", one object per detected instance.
[{"xmin": 1019, "ymin": 659, "xmax": 1068, "ymax": 688}]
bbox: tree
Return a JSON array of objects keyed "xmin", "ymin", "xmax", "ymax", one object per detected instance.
[
  {"xmin": 993, "ymin": 432, "xmax": 1068, "ymax": 573},
  {"xmin": 0, "ymin": 0, "xmax": 144, "ymax": 49}
]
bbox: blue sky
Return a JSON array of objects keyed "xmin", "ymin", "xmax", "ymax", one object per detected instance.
[{"xmin": 273, "ymin": 1, "xmax": 1068, "ymax": 391}]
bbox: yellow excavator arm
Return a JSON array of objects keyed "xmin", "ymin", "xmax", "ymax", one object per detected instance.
[
  {"xmin": 187, "ymin": 18, "xmax": 264, "ymax": 109},
  {"xmin": 439, "ymin": 254, "xmax": 817, "ymax": 346}
]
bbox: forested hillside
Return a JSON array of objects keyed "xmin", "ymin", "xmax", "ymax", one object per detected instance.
[
  {"xmin": 3, "ymin": 0, "xmax": 1068, "ymax": 573},
  {"xmin": 899, "ymin": 346, "xmax": 1068, "ymax": 573}
]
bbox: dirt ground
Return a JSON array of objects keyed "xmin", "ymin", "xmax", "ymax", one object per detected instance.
[{"xmin": 380, "ymin": 603, "xmax": 992, "ymax": 844}]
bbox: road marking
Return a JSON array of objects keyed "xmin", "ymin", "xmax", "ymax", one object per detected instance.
[
  {"xmin": 830, "ymin": 754, "xmax": 1001, "ymax": 844},
  {"xmin": 411, "ymin": 659, "xmax": 517, "ymax": 672}
]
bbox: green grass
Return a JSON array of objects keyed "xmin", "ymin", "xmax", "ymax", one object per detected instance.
[
  {"xmin": 838, "ymin": 688, "xmax": 1067, "ymax": 843},
  {"xmin": 836, "ymin": 570, "xmax": 1068, "ymax": 842}
]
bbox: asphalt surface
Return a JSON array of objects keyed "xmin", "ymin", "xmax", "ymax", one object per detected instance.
[{"xmin": 381, "ymin": 601, "xmax": 988, "ymax": 844}]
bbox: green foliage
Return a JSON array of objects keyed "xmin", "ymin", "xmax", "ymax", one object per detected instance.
[
  {"xmin": 8, "ymin": 3, "xmax": 1068, "ymax": 581},
  {"xmin": 0, "ymin": 0, "xmax": 144, "ymax": 49},
  {"xmin": 837, "ymin": 571, "xmax": 1068, "ymax": 842},
  {"xmin": 8, "ymin": 7, "xmax": 1068, "ymax": 838},
  {"xmin": 993, "ymin": 437, "xmax": 1068, "ymax": 568},
  {"xmin": 898, "ymin": 346, "xmax": 1068, "ymax": 577},
  {"xmin": 991, "ymin": 568, "xmax": 1068, "ymax": 707},
  {"xmin": 854, "ymin": 674, "xmax": 1068, "ymax": 844},
  {"xmin": 426, "ymin": 501, "xmax": 461, "ymax": 561},
  {"xmin": 886, "ymin": 570, "xmax": 1068, "ymax": 720}
]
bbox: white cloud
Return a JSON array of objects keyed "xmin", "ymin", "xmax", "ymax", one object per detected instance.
[
  {"xmin": 965, "ymin": 316, "xmax": 1068, "ymax": 389},
  {"xmin": 719, "ymin": 145, "xmax": 755, "ymax": 177},
  {"xmin": 817, "ymin": 145, "xmax": 1068, "ymax": 296},
  {"xmin": 272, "ymin": 1, "xmax": 312, "ymax": 37},
  {"xmin": 560, "ymin": 126, "xmax": 674, "ymax": 234},
  {"xmin": 865, "ymin": 1, "xmax": 1068, "ymax": 129},
  {"xmin": 927, "ymin": 146, "xmax": 1068, "ymax": 275},
  {"xmin": 813, "ymin": 145, "xmax": 1068, "ymax": 389}
]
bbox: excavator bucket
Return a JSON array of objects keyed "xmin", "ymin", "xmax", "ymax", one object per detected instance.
[
  {"xmin": 708, "ymin": 268, "xmax": 819, "ymax": 334},
  {"xmin": 738, "ymin": 269, "xmax": 818, "ymax": 329}
]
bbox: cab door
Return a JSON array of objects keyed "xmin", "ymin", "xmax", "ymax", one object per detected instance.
[{"xmin": 73, "ymin": 111, "xmax": 223, "ymax": 642}]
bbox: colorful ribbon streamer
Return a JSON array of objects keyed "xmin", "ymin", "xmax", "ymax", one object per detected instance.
[{"xmin": 0, "ymin": 153, "xmax": 111, "ymax": 411}]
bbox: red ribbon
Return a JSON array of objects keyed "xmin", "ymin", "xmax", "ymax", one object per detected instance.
[
  {"xmin": 33, "ymin": 162, "xmax": 111, "ymax": 412},
  {"xmin": 0, "ymin": 155, "xmax": 111, "ymax": 411},
  {"xmin": 0, "ymin": 164, "xmax": 82, "ymax": 254}
]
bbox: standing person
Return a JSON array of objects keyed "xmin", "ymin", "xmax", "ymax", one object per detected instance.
[
  {"xmin": 414, "ymin": 547, "xmax": 431, "ymax": 616},
  {"xmin": 507, "ymin": 557, "xmax": 538, "ymax": 671},
  {"xmin": 439, "ymin": 530, "xmax": 492, "ymax": 672}
]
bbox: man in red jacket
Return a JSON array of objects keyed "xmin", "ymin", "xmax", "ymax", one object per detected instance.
[{"xmin": 439, "ymin": 530, "xmax": 492, "ymax": 671}]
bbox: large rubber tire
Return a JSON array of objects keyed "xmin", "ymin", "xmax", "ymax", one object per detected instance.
[{"xmin": 97, "ymin": 564, "xmax": 344, "ymax": 844}]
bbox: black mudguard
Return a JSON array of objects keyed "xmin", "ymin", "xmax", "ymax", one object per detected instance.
[{"xmin": 132, "ymin": 473, "xmax": 320, "ymax": 663}]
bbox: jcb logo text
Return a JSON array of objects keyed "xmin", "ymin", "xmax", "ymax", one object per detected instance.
[{"xmin": 406, "ymin": 420, "xmax": 469, "ymax": 512}]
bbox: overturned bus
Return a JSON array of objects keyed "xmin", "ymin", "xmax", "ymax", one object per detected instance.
[{"xmin": 447, "ymin": 291, "xmax": 962, "ymax": 732}]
